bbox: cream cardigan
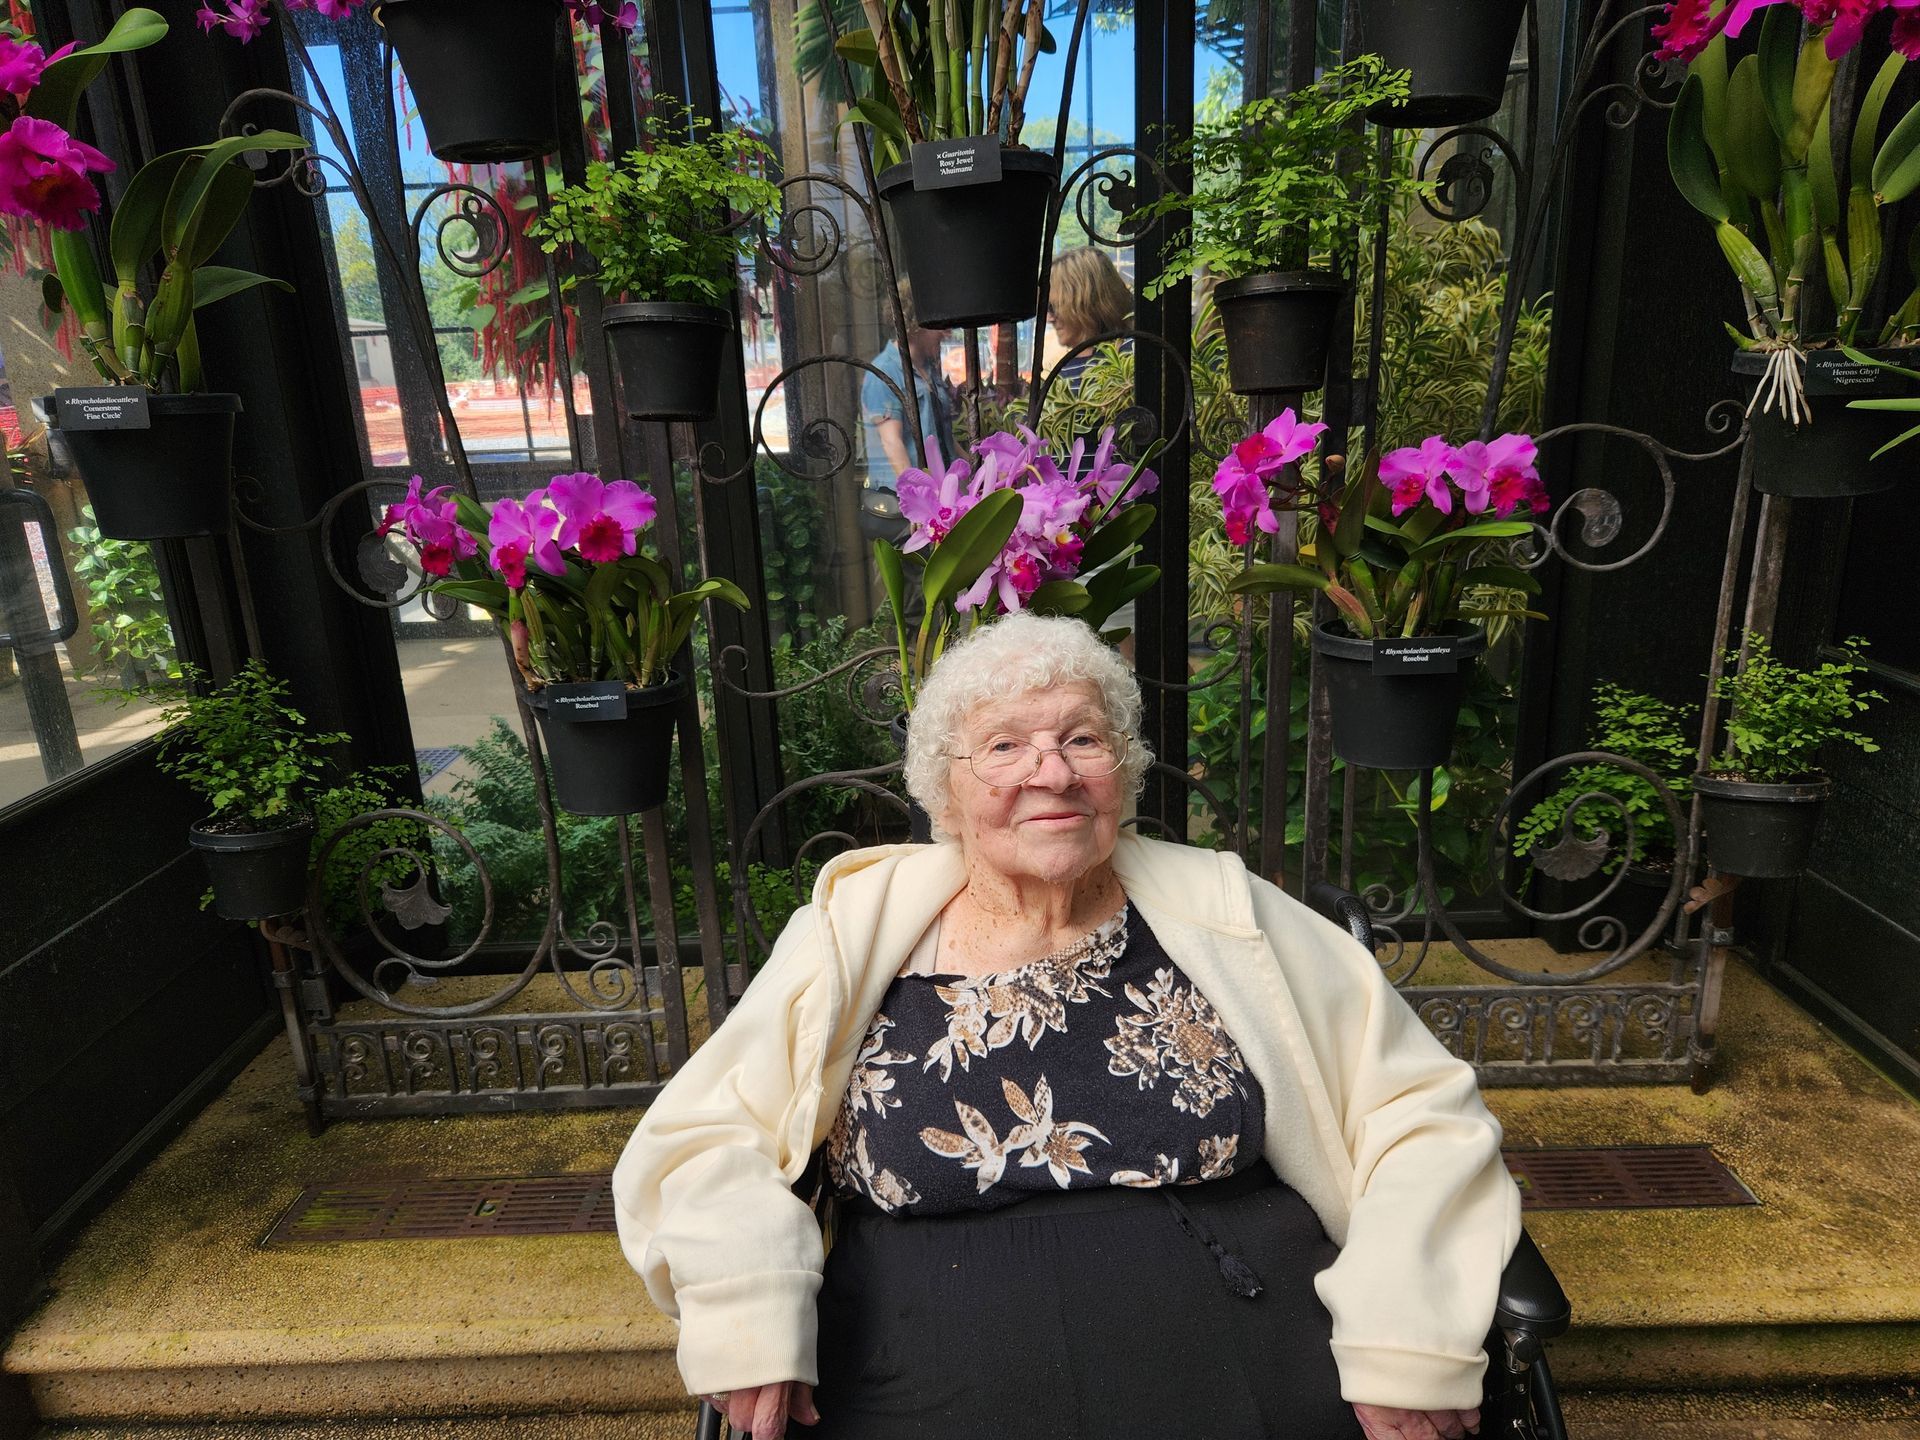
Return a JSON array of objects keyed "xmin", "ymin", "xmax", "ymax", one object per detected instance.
[{"xmin": 611, "ymin": 833, "xmax": 1523, "ymax": 1411}]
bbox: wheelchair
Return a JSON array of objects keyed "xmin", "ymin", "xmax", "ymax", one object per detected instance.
[{"xmin": 694, "ymin": 883, "xmax": 1572, "ymax": 1440}]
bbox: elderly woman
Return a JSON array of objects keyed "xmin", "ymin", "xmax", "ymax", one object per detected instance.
[{"xmin": 614, "ymin": 614, "xmax": 1521, "ymax": 1440}]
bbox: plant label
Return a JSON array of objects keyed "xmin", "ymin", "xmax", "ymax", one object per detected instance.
[
  {"xmin": 1372, "ymin": 636, "xmax": 1463, "ymax": 675},
  {"xmin": 910, "ymin": 135, "xmax": 1003, "ymax": 190},
  {"xmin": 1803, "ymin": 352, "xmax": 1909, "ymax": 398},
  {"xmin": 545, "ymin": 680, "xmax": 628, "ymax": 720},
  {"xmin": 53, "ymin": 387, "xmax": 151, "ymax": 430}
]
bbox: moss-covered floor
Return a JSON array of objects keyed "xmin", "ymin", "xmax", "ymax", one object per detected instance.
[{"xmin": 6, "ymin": 942, "xmax": 1920, "ymax": 1426}]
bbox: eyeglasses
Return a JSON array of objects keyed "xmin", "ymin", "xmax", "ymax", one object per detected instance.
[{"xmin": 952, "ymin": 730, "xmax": 1129, "ymax": 786}]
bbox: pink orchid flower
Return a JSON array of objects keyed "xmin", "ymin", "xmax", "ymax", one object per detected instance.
[
  {"xmin": 0, "ymin": 37, "xmax": 74, "ymax": 100},
  {"xmin": 0, "ymin": 116, "xmax": 114, "ymax": 231},
  {"xmin": 1233, "ymin": 407, "xmax": 1329, "ymax": 478},
  {"xmin": 547, "ymin": 471, "xmax": 658, "ymax": 564},
  {"xmin": 1213, "ymin": 462, "xmax": 1280, "ymax": 546},
  {"xmin": 487, "ymin": 489, "xmax": 563, "ymax": 589},
  {"xmin": 195, "ymin": 0, "xmax": 274, "ymax": 41},
  {"xmin": 1379, "ymin": 436, "xmax": 1460, "ymax": 517},
  {"xmin": 1065, "ymin": 426, "xmax": 1160, "ymax": 510},
  {"xmin": 897, "ymin": 455, "xmax": 976, "ymax": 553},
  {"xmin": 1651, "ymin": 0, "xmax": 1725, "ymax": 61},
  {"xmin": 1449, "ymin": 433, "xmax": 1546, "ymax": 518}
]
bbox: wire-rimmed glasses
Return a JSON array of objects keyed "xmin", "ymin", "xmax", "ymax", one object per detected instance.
[{"xmin": 952, "ymin": 730, "xmax": 1129, "ymax": 786}]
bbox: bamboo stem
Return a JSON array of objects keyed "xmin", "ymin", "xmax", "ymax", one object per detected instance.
[
  {"xmin": 858, "ymin": 0, "xmax": 925, "ymax": 142},
  {"xmin": 988, "ymin": 0, "xmax": 1018, "ymax": 135},
  {"xmin": 1007, "ymin": 0, "xmax": 1043, "ymax": 143}
]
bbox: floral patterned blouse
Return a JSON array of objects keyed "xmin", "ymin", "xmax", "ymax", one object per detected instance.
[{"xmin": 826, "ymin": 905, "xmax": 1266, "ymax": 1214}]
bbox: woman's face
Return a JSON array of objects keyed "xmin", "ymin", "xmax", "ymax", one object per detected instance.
[{"xmin": 941, "ymin": 681, "xmax": 1125, "ymax": 887}]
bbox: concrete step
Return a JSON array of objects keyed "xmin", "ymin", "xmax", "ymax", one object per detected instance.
[
  {"xmin": 1559, "ymin": 1382, "xmax": 1920, "ymax": 1438},
  {"xmin": 37, "ymin": 1416, "xmax": 701, "ymax": 1440}
]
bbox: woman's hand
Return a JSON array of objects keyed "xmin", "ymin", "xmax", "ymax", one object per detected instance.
[
  {"xmin": 1353, "ymin": 1403, "xmax": 1480, "ymax": 1440},
  {"xmin": 708, "ymin": 1381, "xmax": 819, "ymax": 1439}
]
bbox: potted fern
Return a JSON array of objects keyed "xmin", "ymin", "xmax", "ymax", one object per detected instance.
[
  {"xmin": 827, "ymin": 0, "xmax": 1061, "ymax": 328},
  {"xmin": 530, "ymin": 104, "xmax": 780, "ymax": 420},
  {"xmin": 152, "ymin": 660, "xmax": 349, "ymax": 921},
  {"xmin": 1695, "ymin": 634, "xmax": 1882, "ymax": 878},
  {"xmin": 1133, "ymin": 56, "xmax": 1425, "ymax": 395}
]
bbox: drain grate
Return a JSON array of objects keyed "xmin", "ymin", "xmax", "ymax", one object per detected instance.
[
  {"xmin": 415, "ymin": 746, "xmax": 462, "ymax": 782},
  {"xmin": 1505, "ymin": 1145, "xmax": 1757, "ymax": 1211},
  {"xmin": 265, "ymin": 1173, "xmax": 617, "ymax": 1245}
]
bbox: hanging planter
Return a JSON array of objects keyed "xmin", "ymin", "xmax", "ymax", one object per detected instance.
[
  {"xmin": 602, "ymin": 303, "xmax": 733, "ymax": 421},
  {"xmin": 888, "ymin": 712, "xmax": 934, "ymax": 843},
  {"xmin": 1355, "ymin": 0, "xmax": 1527, "ymax": 128},
  {"xmin": 526, "ymin": 671, "xmax": 688, "ymax": 817},
  {"xmin": 51, "ymin": 391, "xmax": 242, "ymax": 541},
  {"xmin": 1693, "ymin": 773, "xmax": 1830, "ymax": 879},
  {"xmin": 1312, "ymin": 621, "xmax": 1489, "ymax": 770},
  {"xmin": 375, "ymin": 0, "xmax": 565, "ymax": 164},
  {"xmin": 1733, "ymin": 351, "xmax": 1911, "ymax": 498},
  {"xmin": 1213, "ymin": 272, "xmax": 1347, "ymax": 394},
  {"xmin": 876, "ymin": 149, "xmax": 1060, "ymax": 330},
  {"xmin": 190, "ymin": 816, "xmax": 314, "ymax": 921}
]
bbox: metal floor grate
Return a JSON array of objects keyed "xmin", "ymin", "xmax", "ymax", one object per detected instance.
[
  {"xmin": 1505, "ymin": 1145, "xmax": 1757, "ymax": 1211},
  {"xmin": 265, "ymin": 1173, "xmax": 617, "ymax": 1245},
  {"xmin": 415, "ymin": 745, "xmax": 462, "ymax": 782}
]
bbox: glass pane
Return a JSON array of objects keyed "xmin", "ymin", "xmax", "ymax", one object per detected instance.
[{"xmin": 0, "ymin": 229, "xmax": 175, "ymax": 812}]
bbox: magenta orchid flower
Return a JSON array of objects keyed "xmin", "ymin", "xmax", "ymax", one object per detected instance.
[
  {"xmin": 1651, "ymin": 0, "xmax": 1724, "ymax": 60},
  {"xmin": 1235, "ymin": 408, "xmax": 1329, "ymax": 478},
  {"xmin": 1063, "ymin": 426, "xmax": 1160, "ymax": 511},
  {"xmin": 0, "ymin": 36, "xmax": 73, "ymax": 100},
  {"xmin": 547, "ymin": 471, "xmax": 658, "ymax": 564},
  {"xmin": 1449, "ymin": 433, "xmax": 1547, "ymax": 518},
  {"xmin": 487, "ymin": 490, "xmax": 564, "ymax": 589},
  {"xmin": 1379, "ymin": 436, "xmax": 1460, "ymax": 517},
  {"xmin": 897, "ymin": 455, "xmax": 977, "ymax": 553},
  {"xmin": 1213, "ymin": 462, "xmax": 1280, "ymax": 546},
  {"xmin": 195, "ymin": 0, "xmax": 274, "ymax": 41},
  {"xmin": 1210, "ymin": 408, "xmax": 1324, "ymax": 544},
  {"xmin": 0, "ymin": 116, "xmax": 114, "ymax": 232}
]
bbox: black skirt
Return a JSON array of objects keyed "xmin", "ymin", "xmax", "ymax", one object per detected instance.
[{"xmin": 807, "ymin": 1162, "xmax": 1366, "ymax": 1440}]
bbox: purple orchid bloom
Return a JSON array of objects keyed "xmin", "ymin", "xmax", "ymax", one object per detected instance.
[
  {"xmin": 195, "ymin": 0, "xmax": 273, "ymax": 41},
  {"xmin": 1016, "ymin": 472, "xmax": 1093, "ymax": 545},
  {"xmin": 547, "ymin": 471, "xmax": 658, "ymax": 564},
  {"xmin": 0, "ymin": 37, "xmax": 73, "ymax": 100},
  {"xmin": 897, "ymin": 455, "xmax": 976, "ymax": 553},
  {"xmin": 1379, "ymin": 436, "xmax": 1460, "ymax": 517},
  {"xmin": 1233, "ymin": 408, "xmax": 1328, "ymax": 479},
  {"xmin": 1212, "ymin": 460, "xmax": 1279, "ymax": 546},
  {"xmin": 377, "ymin": 473, "xmax": 443, "ymax": 539},
  {"xmin": 488, "ymin": 489, "xmax": 563, "ymax": 589},
  {"xmin": 1063, "ymin": 426, "xmax": 1160, "ymax": 511},
  {"xmin": 1449, "ymin": 433, "xmax": 1545, "ymax": 518}
]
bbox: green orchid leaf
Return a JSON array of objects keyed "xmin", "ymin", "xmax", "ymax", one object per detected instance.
[
  {"xmin": 1081, "ymin": 563, "xmax": 1160, "ymax": 629},
  {"xmin": 190, "ymin": 264, "xmax": 293, "ymax": 309},
  {"xmin": 1869, "ymin": 418, "xmax": 1920, "ymax": 457},
  {"xmin": 1724, "ymin": 56, "xmax": 1781, "ymax": 202},
  {"xmin": 923, "ymin": 487, "xmax": 1022, "ymax": 611},
  {"xmin": 1026, "ymin": 579, "xmax": 1093, "ymax": 615},
  {"xmin": 24, "ymin": 8, "xmax": 168, "ymax": 130},
  {"xmin": 1854, "ymin": 51, "xmax": 1906, "ymax": 181},
  {"xmin": 1873, "ymin": 95, "xmax": 1920, "ymax": 203},
  {"xmin": 1078, "ymin": 503, "xmax": 1155, "ymax": 574},
  {"xmin": 1225, "ymin": 562, "xmax": 1331, "ymax": 595}
]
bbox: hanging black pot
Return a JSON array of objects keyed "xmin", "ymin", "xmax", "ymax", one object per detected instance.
[
  {"xmin": 190, "ymin": 815, "xmax": 315, "ymax": 922},
  {"xmin": 375, "ymin": 0, "xmax": 564, "ymax": 164},
  {"xmin": 1311, "ymin": 620, "xmax": 1488, "ymax": 770},
  {"xmin": 876, "ymin": 149, "xmax": 1060, "ymax": 330},
  {"xmin": 888, "ymin": 712, "xmax": 934, "ymax": 843},
  {"xmin": 1693, "ymin": 772, "xmax": 1830, "ymax": 879},
  {"xmin": 50, "ymin": 391, "xmax": 240, "ymax": 541},
  {"xmin": 1356, "ymin": 0, "xmax": 1528, "ymax": 128},
  {"xmin": 1732, "ymin": 350, "xmax": 1913, "ymax": 498},
  {"xmin": 1213, "ymin": 272, "xmax": 1347, "ymax": 395},
  {"xmin": 603, "ymin": 302, "xmax": 733, "ymax": 421},
  {"xmin": 526, "ymin": 670, "xmax": 686, "ymax": 816}
]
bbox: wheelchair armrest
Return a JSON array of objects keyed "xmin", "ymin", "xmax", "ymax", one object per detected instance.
[
  {"xmin": 1495, "ymin": 1230, "xmax": 1570, "ymax": 1339},
  {"xmin": 1306, "ymin": 880, "xmax": 1377, "ymax": 952}
]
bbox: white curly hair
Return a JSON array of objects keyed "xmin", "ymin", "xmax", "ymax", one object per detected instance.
[{"xmin": 903, "ymin": 613, "xmax": 1152, "ymax": 840}]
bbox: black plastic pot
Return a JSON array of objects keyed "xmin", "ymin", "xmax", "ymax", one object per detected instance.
[
  {"xmin": 1541, "ymin": 861, "xmax": 1678, "ymax": 955},
  {"xmin": 1732, "ymin": 351, "xmax": 1911, "ymax": 498},
  {"xmin": 603, "ymin": 302, "xmax": 732, "ymax": 421},
  {"xmin": 52, "ymin": 391, "xmax": 240, "ymax": 540},
  {"xmin": 1213, "ymin": 272, "xmax": 1347, "ymax": 395},
  {"xmin": 376, "ymin": 0, "xmax": 563, "ymax": 164},
  {"xmin": 1356, "ymin": 0, "xmax": 1528, "ymax": 128},
  {"xmin": 1694, "ymin": 772, "xmax": 1830, "ymax": 879},
  {"xmin": 888, "ymin": 712, "xmax": 934, "ymax": 843},
  {"xmin": 1312, "ymin": 620, "xmax": 1488, "ymax": 770},
  {"xmin": 526, "ymin": 671, "xmax": 686, "ymax": 816},
  {"xmin": 876, "ymin": 150, "xmax": 1060, "ymax": 330},
  {"xmin": 190, "ymin": 815, "xmax": 314, "ymax": 922}
]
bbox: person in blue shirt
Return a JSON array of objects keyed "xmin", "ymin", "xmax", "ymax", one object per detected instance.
[{"xmin": 860, "ymin": 280, "xmax": 955, "ymax": 547}]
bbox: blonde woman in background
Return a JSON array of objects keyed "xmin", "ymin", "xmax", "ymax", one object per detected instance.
[{"xmin": 1048, "ymin": 245, "xmax": 1133, "ymax": 388}]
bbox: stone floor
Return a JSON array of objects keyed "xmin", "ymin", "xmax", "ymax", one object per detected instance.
[{"xmin": 7, "ymin": 943, "xmax": 1920, "ymax": 1428}]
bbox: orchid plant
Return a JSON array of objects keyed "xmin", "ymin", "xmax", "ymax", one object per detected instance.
[
  {"xmin": 875, "ymin": 424, "xmax": 1162, "ymax": 707},
  {"xmin": 1224, "ymin": 420, "xmax": 1548, "ymax": 640},
  {"xmin": 1659, "ymin": 0, "xmax": 1920, "ymax": 419},
  {"xmin": 0, "ymin": 11, "xmax": 164, "ymax": 232},
  {"xmin": 195, "ymin": 0, "xmax": 636, "ymax": 43},
  {"xmin": 380, "ymin": 471, "xmax": 749, "ymax": 691}
]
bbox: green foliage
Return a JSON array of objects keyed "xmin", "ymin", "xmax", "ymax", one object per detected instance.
[
  {"xmin": 757, "ymin": 457, "xmax": 827, "ymax": 643},
  {"xmin": 528, "ymin": 102, "xmax": 781, "ymax": 306},
  {"xmin": 765, "ymin": 616, "xmax": 899, "ymax": 841},
  {"xmin": 66, "ymin": 506, "xmax": 176, "ymax": 682},
  {"xmin": 1710, "ymin": 633, "xmax": 1882, "ymax": 784},
  {"xmin": 1514, "ymin": 685, "xmax": 1697, "ymax": 870},
  {"xmin": 151, "ymin": 660, "xmax": 348, "ymax": 828},
  {"xmin": 1135, "ymin": 56, "xmax": 1429, "ymax": 297},
  {"xmin": 310, "ymin": 766, "xmax": 426, "ymax": 932}
]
